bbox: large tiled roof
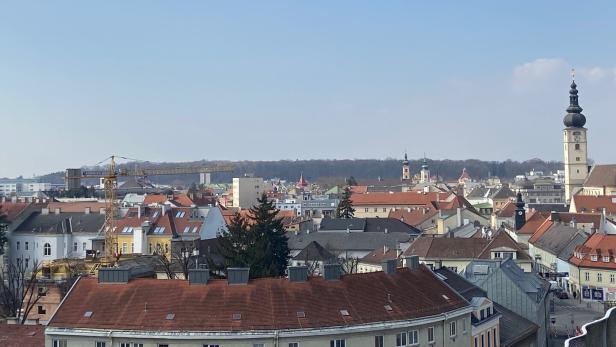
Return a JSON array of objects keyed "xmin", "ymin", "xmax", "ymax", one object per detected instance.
[
  {"xmin": 572, "ymin": 195, "xmax": 616, "ymax": 214},
  {"xmin": 490, "ymin": 186, "xmax": 515, "ymax": 200},
  {"xmin": 531, "ymin": 224, "xmax": 588, "ymax": 259},
  {"xmin": 570, "ymin": 233, "xmax": 616, "ymax": 270},
  {"xmin": 0, "ymin": 323, "xmax": 44, "ymax": 347},
  {"xmin": 583, "ymin": 164, "xmax": 616, "ymax": 188},
  {"xmin": 14, "ymin": 211, "xmax": 104, "ymax": 234},
  {"xmin": 49, "ymin": 267, "xmax": 468, "ymax": 331},
  {"xmin": 518, "ymin": 211, "xmax": 549, "ymax": 235},
  {"xmin": 360, "ymin": 247, "xmax": 400, "ymax": 265},
  {"xmin": 495, "ymin": 200, "xmax": 516, "ymax": 218},
  {"xmin": 388, "ymin": 207, "xmax": 438, "ymax": 227},
  {"xmin": 350, "ymin": 191, "xmax": 449, "ymax": 206},
  {"xmin": 0, "ymin": 201, "xmax": 33, "ymax": 223},
  {"xmin": 287, "ymin": 230, "xmax": 413, "ymax": 252}
]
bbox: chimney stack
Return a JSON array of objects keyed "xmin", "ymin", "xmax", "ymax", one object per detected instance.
[
  {"xmin": 288, "ymin": 266, "xmax": 309, "ymax": 283},
  {"xmin": 55, "ymin": 208, "xmax": 61, "ymax": 215},
  {"xmin": 323, "ymin": 264, "xmax": 342, "ymax": 281},
  {"xmin": 85, "ymin": 207, "xmax": 91, "ymax": 215},
  {"xmin": 227, "ymin": 268, "xmax": 249, "ymax": 285},
  {"xmin": 188, "ymin": 269, "xmax": 210, "ymax": 285},
  {"xmin": 403, "ymin": 255, "xmax": 420, "ymax": 270},
  {"xmin": 382, "ymin": 259, "xmax": 397, "ymax": 274}
]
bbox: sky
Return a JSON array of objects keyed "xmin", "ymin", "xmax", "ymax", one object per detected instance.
[{"xmin": 1, "ymin": 1, "xmax": 616, "ymax": 178}]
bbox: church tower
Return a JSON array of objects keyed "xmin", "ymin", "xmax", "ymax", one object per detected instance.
[
  {"xmin": 420, "ymin": 155, "xmax": 430, "ymax": 183},
  {"xmin": 514, "ymin": 192, "xmax": 526, "ymax": 230},
  {"xmin": 563, "ymin": 74, "xmax": 589, "ymax": 203},
  {"xmin": 402, "ymin": 152, "xmax": 410, "ymax": 181}
]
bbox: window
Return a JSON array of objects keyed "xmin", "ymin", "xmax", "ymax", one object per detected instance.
[
  {"xmin": 73, "ymin": 242, "xmax": 77, "ymax": 251},
  {"xmin": 131, "ymin": 243, "xmax": 134, "ymax": 253},
  {"xmin": 289, "ymin": 343, "xmax": 299, "ymax": 347},
  {"xmin": 383, "ymin": 208, "xmax": 387, "ymax": 212},
  {"xmin": 591, "ymin": 255, "xmax": 598, "ymax": 261},
  {"xmin": 409, "ymin": 330, "xmax": 418, "ymax": 345},
  {"xmin": 611, "ymin": 274, "xmax": 615, "ymax": 284},
  {"xmin": 330, "ymin": 340, "xmax": 346, "ymax": 347},
  {"xmin": 475, "ymin": 337, "xmax": 478, "ymax": 347},
  {"xmin": 373, "ymin": 208, "xmax": 378, "ymax": 212},
  {"xmin": 157, "ymin": 345, "xmax": 167, "ymax": 347},
  {"xmin": 493, "ymin": 328, "xmax": 497, "ymax": 347},
  {"xmin": 25, "ymin": 241, "xmax": 29, "ymax": 250},
  {"xmin": 488, "ymin": 331, "xmax": 491, "ymax": 347},
  {"xmin": 576, "ymin": 157, "xmax": 580, "ymax": 161},
  {"xmin": 16, "ymin": 241, "xmax": 20, "ymax": 250},
  {"xmin": 481, "ymin": 334, "xmax": 485, "ymax": 347},
  {"xmin": 203, "ymin": 345, "xmax": 220, "ymax": 347},
  {"xmin": 252, "ymin": 344, "xmax": 264, "ymax": 347},
  {"xmin": 95, "ymin": 342, "xmax": 106, "ymax": 347},
  {"xmin": 52, "ymin": 340, "xmax": 67, "ymax": 347},
  {"xmin": 598, "ymin": 273, "xmax": 603, "ymax": 282},
  {"xmin": 585, "ymin": 272, "xmax": 590, "ymax": 281},
  {"xmin": 83, "ymin": 242, "xmax": 87, "ymax": 251},
  {"xmin": 486, "ymin": 307, "xmax": 491, "ymax": 316},
  {"xmin": 428, "ymin": 326, "xmax": 435, "ymax": 343},
  {"xmin": 38, "ymin": 287, "xmax": 46, "ymax": 296},
  {"xmin": 396, "ymin": 332, "xmax": 407, "ymax": 346},
  {"xmin": 122, "ymin": 243, "xmax": 128, "ymax": 254},
  {"xmin": 44, "ymin": 243, "xmax": 51, "ymax": 256},
  {"xmin": 463, "ymin": 318, "xmax": 467, "ymax": 333},
  {"xmin": 365, "ymin": 208, "xmax": 369, "ymax": 212},
  {"xmin": 603, "ymin": 256, "xmax": 610, "ymax": 262},
  {"xmin": 575, "ymin": 143, "xmax": 580, "ymax": 150},
  {"xmin": 481, "ymin": 309, "xmax": 485, "ymax": 320},
  {"xmin": 450, "ymin": 321, "xmax": 457, "ymax": 337},
  {"xmin": 37, "ymin": 305, "xmax": 46, "ymax": 314},
  {"xmin": 120, "ymin": 343, "xmax": 130, "ymax": 347},
  {"xmin": 374, "ymin": 335, "xmax": 384, "ymax": 347}
]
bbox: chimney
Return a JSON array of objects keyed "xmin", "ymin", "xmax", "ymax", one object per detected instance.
[
  {"xmin": 98, "ymin": 268, "xmax": 130, "ymax": 283},
  {"xmin": 456, "ymin": 207, "xmax": 462, "ymax": 227},
  {"xmin": 227, "ymin": 268, "xmax": 249, "ymax": 285},
  {"xmin": 41, "ymin": 208, "xmax": 49, "ymax": 215},
  {"xmin": 11, "ymin": 196, "xmax": 17, "ymax": 203},
  {"xmin": 162, "ymin": 204, "xmax": 166, "ymax": 216},
  {"xmin": 137, "ymin": 205, "xmax": 142, "ymax": 219},
  {"xmin": 55, "ymin": 208, "xmax": 61, "ymax": 215},
  {"xmin": 288, "ymin": 266, "xmax": 309, "ymax": 283},
  {"xmin": 188, "ymin": 269, "xmax": 210, "ymax": 285},
  {"xmin": 570, "ymin": 217, "xmax": 577, "ymax": 229},
  {"xmin": 84, "ymin": 207, "xmax": 91, "ymax": 215},
  {"xmin": 323, "ymin": 264, "xmax": 342, "ymax": 281},
  {"xmin": 99, "ymin": 208, "xmax": 105, "ymax": 214},
  {"xmin": 382, "ymin": 259, "xmax": 397, "ymax": 274},
  {"xmin": 403, "ymin": 255, "xmax": 420, "ymax": 270}
]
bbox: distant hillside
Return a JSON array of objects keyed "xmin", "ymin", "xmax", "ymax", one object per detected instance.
[{"xmin": 37, "ymin": 158, "xmax": 562, "ymax": 187}]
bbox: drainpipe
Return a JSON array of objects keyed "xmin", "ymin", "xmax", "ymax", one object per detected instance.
[{"xmin": 274, "ymin": 330, "xmax": 279, "ymax": 347}]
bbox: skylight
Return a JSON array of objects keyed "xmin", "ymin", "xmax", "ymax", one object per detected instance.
[
  {"xmin": 183, "ymin": 227, "xmax": 190, "ymax": 233},
  {"xmin": 153, "ymin": 227, "xmax": 165, "ymax": 234},
  {"xmin": 340, "ymin": 309, "xmax": 350, "ymax": 316},
  {"xmin": 296, "ymin": 311, "xmax": 306, "ymax": 318},
  {"xmin": 442, "ymin": 295, "xmax": 450, "ymax": 300},
  {"xmin": 165, "ymin": 313, "xmax": 175, "ymax": 320},
  {"xmin": 192, "ymin": 227, "xmax": 198, "ymax": 233},
  {"xmin": 84, "ymin": 311, "xmax": 93, "ymax": 318},
  {"xmin": 384, "ymin": 305, "xmax": 393, "ymax": 311},
  {"xmin": 232, "ymin": 313, "xmax": 242, "ymax": 320}
]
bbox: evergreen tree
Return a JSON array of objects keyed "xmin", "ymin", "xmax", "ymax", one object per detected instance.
[
  {"xmin": 346, "ymin": 176, "xmax": 358, "ymax": 186},
  {"xmin": 215, "ymin": 212, "xmax": 253, "ymax": 269},
  {"xmin": 248, "ymin": 194, "xmax": 289, "ymax": 278},
  {"xmin": 214, "ymin": 194, "xmax": 290, "ymax": 278},
  {"xmin": 336, "ymin": 186, "xmax": 355, "ymax": 218}
]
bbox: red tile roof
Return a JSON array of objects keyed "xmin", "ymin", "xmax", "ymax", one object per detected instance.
[
  {"xmin": 495, "ymin": 200, "xmax": 516, "ymax": 218},
  {"xmin": 570, "ymin": 233, "xmax": 616, "ymax": 270},
  {"xmin": 143, "ymin": 194, "xmax": 194, "ymax": 207},
  {"xmin": 528, "ymin": 219, "xmax": 554, "ymax": 243},
  {"xmin": 0, "ymin": 202, "xmax": 32, "ymax": 222},
  {"xmin": 360, "ymin": 247, "xmax": 400, "ymax": 264},
  {"xmin": 350, "ymin": 191, "xmax": 450, "ymax": 206},
  {"xmin": 49, "ymin": 267, "xmax": 468, "ymax": 331},
  {"xmin": 572, "ymin": 195, "xmax": 616, "ymax": 214},
  {"xmin": 388, "ymin": 207, "xmax": 438, "ymax": 227},
  {"xmin": 518, "ymin": 211, "xmax": 549, "ymax": 235},
  {"xmin": 0, "ymin": 324, "xmax": 44, "ymax": 347}
]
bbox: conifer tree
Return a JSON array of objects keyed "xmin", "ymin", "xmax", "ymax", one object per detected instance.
[{"xmin": 336, "ymin": 186, "xmax": 355, "ymax": 218}]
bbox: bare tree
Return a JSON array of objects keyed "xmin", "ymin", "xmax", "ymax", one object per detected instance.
[
  {"xmin": 322, "ymin": 243, "xmax": 360, "ymax": 274},
  {"xmin": 172, "ymin": 240, "xmax": 198, "ymax": 280},
  {"xmin": 0, "ymin": 257, "xmax": 43, "ymax": 323},
  {"xmin": 154, "ymin": 245, "xmax": 176, "ymax": 279}
]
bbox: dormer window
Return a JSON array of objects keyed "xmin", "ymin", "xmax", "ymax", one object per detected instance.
[
  {"xmin": 591, "ymin": 255, "xmax": 598, "ymax": 262},
  {"xmin": 603, "ymin": 256, "xmax": 610, "ymax": 263}
]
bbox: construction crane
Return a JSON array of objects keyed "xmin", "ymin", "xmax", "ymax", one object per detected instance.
[{"xmin": 65, "ymin": 155, "xmax": 234, "ymax": 263}]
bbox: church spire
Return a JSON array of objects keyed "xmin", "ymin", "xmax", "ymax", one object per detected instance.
[{"xmin": 563, "ymin": 69, "xmax": 586, "ymax": 128}]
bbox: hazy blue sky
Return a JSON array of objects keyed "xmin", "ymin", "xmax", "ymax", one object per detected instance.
[{"xmin": 1, "ymin": 1, "xmax": 616, "ymax": 177}]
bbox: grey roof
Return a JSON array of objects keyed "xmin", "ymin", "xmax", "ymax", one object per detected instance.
[
  {"xmin": 491, "ymin": 186, "xmax": 515, "ymax": 200},
  {"xmin": 14, "ymin": 212, "xmax": 104, "ymax": 234},
  {"xmin": 466, "ymin": 186, "xmax": 489, "ymax": 199},
  {"xmin": 292, "ymin": 241, "xmax": 337, "ymax": 261},
  {"xmin": 533, "ymin": 224, "xmax": 588, "ymax": 259},
  {"xmin": 526, "ymin": 203, "xmax": 569, "ymax": 212},
  {"xmin": 557, "ymin": 232, "xmax": 589, "ymax": 261},
  {"xmin": 436, "ymin": 267, "xmax": 538, "ymax": 347},
  {"xmin": 319, "ymin": 218, "xmax": 366, "ymax": 231},
  {"xmin": 441, "ymin": 223, "xmax": 480, "ymax": 238},
  {"xmin": 319, "ymin": 217, "xmax": 421, "ymax": 235},
  {"xmin": 286, "ymin": 231, "xmax": 413, "ymax": 252}
]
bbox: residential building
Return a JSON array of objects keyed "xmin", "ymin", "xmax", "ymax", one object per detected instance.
[
  {"xmin": 289, "ymin": 240, "xmax": 336, "ymax": 275},
  {"xmin": 0, "ymin": 178, "xmax": 52, "ymax": 197},
  {"xmin": 318, "ymin": 217, "xmax": 421, "ymax": 235},
  {"xmin": 46, "ymin": 263, "xmax": 473, "ymax": 347},
  {"xmin": 388, "ymin": 206, "xmax": 439, "ymax": 232},
  {"xmin": 511, "ymin": 177, "xmax": 565, "ymax": 204},
  {"xmin": 570, "ymin": 194, "xmax": 616, "ymax": 217},
  {"xmin": 437, "ymin": 207, "xmax": 490, "ymax": 234},
  {"xmin": 358, "ymin": 246, "xmax": 401, "ymax": 273},
  {"xmin": 10, "ymin": 208, "xmax": 104, "ymax": 265},
  {"xmin": 463, "ymin": 259, "xmax": 550, "ymax": 347},
  {"xmin": 436, "ymin": 267, "xmax": 539, "ymax": 347},
  {"xmin": 350, "ymin": 191, "xmax": 449, "ymax": 218},
  {"xmin": 300, "ymin": 197, "xmax": 339, "ymax": 219},
  {"xmin": 489, "ymin": 186, "xmax": 515, "ymax": 211},
  {"xmin": 527, "ymin": 221, "xmax": 588, "ymax": 292},
  {"xmin": 403, "ymin": 229, "xmax": 533, "ymax": 273},
  {"xmin": 581, "ymin": 164, "xmax": 616, "ymax": 196},
  {"xmin": 232, "ymin": 176, "xmax": 268, "ymax": 208},
  {"xmin": 568, "ymin": 232, "xmax": 616, "ymax": 302},
  {"xmin": 562, "ymin": 79, "xmax": 590, "ymax": 202}
]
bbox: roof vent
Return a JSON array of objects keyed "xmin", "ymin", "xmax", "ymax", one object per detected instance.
[
  {"xmin": 384, "ymin": 305, "xmax": 393, "ymax": 311},
  {"xmin": 98, "ymin": 268, "xmax": 130, "ymax": 283},
  {"xmin": 227, "ymin": 268, "xmax": 250, "ymax": 285},
  {"xmin": 340, "ymin": 309, "xmax": 350, "ymax": 316},
  {"xmin": 288, "ymin": 266, "xmax": 308, "ymax": 283},
  {"xmin": 296, "ymin": 311, "xmax": 306, "ymax": 318},
  {"xmin": 165, "ymin": 313, "xmax": 175, "ymax": 320},
  {"xmin": 232, "ymin": 313, "xmax": 242, "ymax": 320},
  {"xmin": 382, "ymin": 259, "xmax": 397, "ymax": 274},
  {"xmin": 323, "ymin": 264, "xmax": 342, "ymax": 281},
  {"xmin": 188, "ymin": 269, "xmax": 210, "ymax": 285},
  {"xmin": 83, "ymin": 311, "xmax": 93, "ymax": 318}
]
